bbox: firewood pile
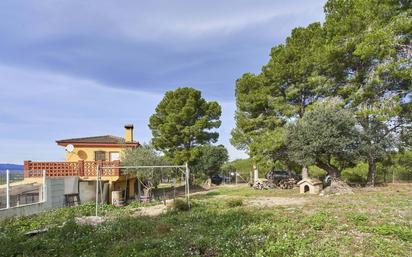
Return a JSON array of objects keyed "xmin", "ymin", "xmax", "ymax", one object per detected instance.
[
  {"xmin": 277, "ymin": 178, "xmax": 298, "ymax": 189},
  {"xmin": 253, "ymin": 178, "xmax": 298, "ymax": 190}
]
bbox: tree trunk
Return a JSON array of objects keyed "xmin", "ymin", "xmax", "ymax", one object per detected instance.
[
  {"xmin": 315, "ymin": 161, "xmax": 340, "ymax": 179},
  {"xmin": 301, "ymin": 166, "xmax": 308, "ymax": 179},
  {"xmin": 327, "ymin": 168, "xmax": 340, "ymax": 179},
  {"xmin": 253, "ymin": 163, "xmax": 258, "ymax": 183},
  {"xmin": 366, "ymin": 157, "xmax": 376, "ymax": 187},
  {"xmin": 286, "ymin": 163, "xmax": 293, "ymax": 177}
]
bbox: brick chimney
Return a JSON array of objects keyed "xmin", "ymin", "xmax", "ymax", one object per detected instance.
[{"xmin": 124, "ymin": 124, "xmax": 134, "ymax": 142}]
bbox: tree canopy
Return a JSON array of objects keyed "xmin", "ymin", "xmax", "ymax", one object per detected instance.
[
  {"xmin": 149, "ymin": 87, "xmax": 222, "ymax": 164},
  {"xmin": 231, "ymin": 0, "xmax": 411, "ymax": 185},
  {"xmin": 121, "ymin": 144, "xmax": 170, "ymax": 192},
  {"xmin": 287, "ymin": 99, "xmax": 360, "ymax": 178},
  {"xmin": 323, "ymin": 0, "xmax": 412, "ymax": 185},
  {"xmin": 191, "ymin": 144, "xmax": 228, "ymax": 178}
]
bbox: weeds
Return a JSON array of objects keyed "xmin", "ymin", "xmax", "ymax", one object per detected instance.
[
  {"xmin": 226, "ymin": 198, "xmax": 243, "ymax": 207},
  {"xmin": 348, "ymin": 212, "xmax": 368, "ymax": 225},
  {"xmin": 172, "ymin": 199, "xmax": 190, "ymax": 211},
  {"xmin": 0, "ymin": 185, "xmax": 410, "ymax": 256},
  {"xmin": 205, "ymin": 191, "xmax": 220, "ymax": 196}
]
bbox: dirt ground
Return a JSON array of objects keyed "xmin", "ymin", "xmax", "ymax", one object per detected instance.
[
  {"xmin": 122, "ymin": 183, "xmax": 412, "ymax": 217},
  {"xmin": 131, "ymin": 199, "xmax": 174, "ymax": 217},
  {"xmin": 136, "ymin": 185, "xmax": 309, "ymax": 216}
]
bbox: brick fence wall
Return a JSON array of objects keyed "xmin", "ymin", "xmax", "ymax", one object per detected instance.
[{"xmin": 24, "ymin": 160, "xmax": 121, "ymax": 178}]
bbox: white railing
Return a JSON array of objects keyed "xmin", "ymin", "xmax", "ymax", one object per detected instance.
[{"xmin": 0, "ymin": 170, "xmax": 46, "ymax": 210}]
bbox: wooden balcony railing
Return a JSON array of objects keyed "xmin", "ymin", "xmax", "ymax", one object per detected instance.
[{"xmin": 24, "ymin": 160, "xmax": 121, "ymax": 178}]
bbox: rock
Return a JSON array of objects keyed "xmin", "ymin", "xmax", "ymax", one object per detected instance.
[
  {"xmin": 133, "ymin": 204, "xmax": 168, "ymax": 217},
  {"xmin": 202, "ymin": 178, "xmax": 212, "ymax": 189},
  {"xmin": 320, "ymin": 180, "xmax": 354, "ymax": 195},
  {"xmin": 25, "ymin": 228, "xmax": 48, "ymax": 236},
  {"xmin": 75, "ymin": 216, "xmax": 105, "ymax": 226}
]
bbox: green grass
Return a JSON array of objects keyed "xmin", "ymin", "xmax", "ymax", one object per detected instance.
[
  {"xmin": 226, "ymin": 198, "xmax": 243, "ymax": 208},
  {"xmin": 0, "ymin": 184, "xmax": 411, "ymax": 256},
  {"xmin": 172, "ymin": 199, "xmax": 190, "ymax": 211}
]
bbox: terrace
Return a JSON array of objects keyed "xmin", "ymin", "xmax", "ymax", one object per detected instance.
[{"xmin": 24, "ymin": 160, "xmax": 121, "ymax": 178}]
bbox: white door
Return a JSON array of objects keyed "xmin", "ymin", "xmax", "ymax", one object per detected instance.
[{"xmin": 109, "ymin": 152, "xmax": 120, "ymax": 161}]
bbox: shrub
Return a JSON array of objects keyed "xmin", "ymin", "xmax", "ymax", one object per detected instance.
[
  {"xmin": 389, "ymin": 165, "xmax": 412, "ymax": 181},
  {"xmin": 193, "ymin": 174, "xmax": 209, "ymax": 186},
  {"xmin": 127, "ymin": 200, "xmax": 141, "ymax": 208},
  {"xmin": 226, "ymin": 198, "xmax": 243, "ymax": 208},
  {"xmin": 308, "ymin": 165, "xmax": 327, "ymax": 180},
  {"xmin": 342, "ymin": 162, "xmax": 368, "ymax": 184},
  {"xmin": 173, "ymin": 199, "xmax": 190, "ymax": 211}
]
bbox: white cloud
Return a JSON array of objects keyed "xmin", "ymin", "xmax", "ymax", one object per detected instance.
[
  {"xmin": 1, "ymin": 0, "xmax": 325, "ymax": 44},
  {"xmin": 0, "ymin": 0, "xmax": 327, "ymax": 163},
  {"xmin": 0, "ymin": 65, "xmax": 246, "ymax": 163}
]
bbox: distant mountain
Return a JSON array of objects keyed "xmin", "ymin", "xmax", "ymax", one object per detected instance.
[{"xmin": 0, "ymin": 164, "xmax": 24, "ymax": 171}]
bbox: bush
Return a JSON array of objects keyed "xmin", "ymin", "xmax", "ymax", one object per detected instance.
[
  {"xmin": 173, "ymin": 199, "xmax": 190, "ymax": 211},
  {"xmin": 342, "ymin": 162, "xmax": 368, "ymax": 184},
  {"xmin": 226, "ymin": 198, "xmax": 243, "ymax": 208},
  {"xmin": 308, "ymin": 165, "xmax": 327, "ymax": 180},
  {"xmin": 389, "ymin": 165, "xmax": 412, "ymax": 181},
  {"xmin": 128, "ymin": 200, "xmax": 141, "ymax": 208}
]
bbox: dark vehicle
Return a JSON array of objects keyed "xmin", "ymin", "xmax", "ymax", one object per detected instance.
[
  {"xmin": 211, "ymin": 174, "xmax": 231, "ymax": 185},
  {"xmin": 211, "ymin": 174, "xmax": 223, "ymax": 185},
  {"xmin": 264, "ymin": 169, "xmax": 302, "ymax": 189}
]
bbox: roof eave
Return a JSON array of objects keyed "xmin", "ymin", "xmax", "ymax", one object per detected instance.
[{"xmin": 56, "ymin": 142, "xmax": 140, "ymax": 148}]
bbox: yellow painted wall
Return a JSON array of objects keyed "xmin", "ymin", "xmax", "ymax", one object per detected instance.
[
  {"xmin": 59, "ymin": 145, "xmax": 137, "ymax": 202},
  {"xmin": 65, "ymin": 146, "xmax": 125, "ymax": 162},
  {"xmin": 113, "ymin": 176, "xmax": 136, "ymax": 198}
]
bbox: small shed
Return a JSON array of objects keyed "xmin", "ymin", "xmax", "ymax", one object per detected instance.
[{"xmin": 297, "ymin": 179, "xmax": 323, "ymax": 194}]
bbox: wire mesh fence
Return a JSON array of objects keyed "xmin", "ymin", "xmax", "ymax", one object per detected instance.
[
  {"xmin": 0, "ymin": 170, "xmax": 24, "ymax": 185},
  {"xmin": 0, "ymin": 170, "xmax": 45, "ymax": 209}
]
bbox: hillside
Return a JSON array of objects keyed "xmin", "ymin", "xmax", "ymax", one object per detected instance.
[{"xmin": 0, "ymin": 164, "xmax": 24, "ymax": 171}]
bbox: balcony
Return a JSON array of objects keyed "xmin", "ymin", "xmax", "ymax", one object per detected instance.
[{"xmin": 24, "ymin": 160, "xmax": 121, "ymax": 178}]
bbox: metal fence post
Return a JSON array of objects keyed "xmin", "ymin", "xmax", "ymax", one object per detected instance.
[
  {"xmin": 42, "ymin": 170, "xmax": 47, "ymax": 202},
  {"xmin": 6, "ymin": 169, "xmax": 10, "ymax": 209},
  {"xmin": 185, "ymin": 162, "xmax": 190, "ymax": 207},
  {"xmin": 95, "ymin": 165, "xmax": 99, "ymax": 217}
]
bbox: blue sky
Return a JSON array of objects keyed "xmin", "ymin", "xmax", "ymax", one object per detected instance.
[{"xmin": 0, "ymin": 0, "xmax": 326, "ymax": 164}]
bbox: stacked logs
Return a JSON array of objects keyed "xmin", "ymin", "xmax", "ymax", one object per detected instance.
[
  {"xmin": 277, "ymin": 178, "xmax": 297, "ymax": 189},
  {"xmin": 252, "ymin": 178, "xmax": 299, "ymax": 190}
]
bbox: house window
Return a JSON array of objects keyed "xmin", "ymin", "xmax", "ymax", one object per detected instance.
[
  {"xmin": 95, "ymin": 151, "xmax": 106, "ymax": 161},
  {"xmin": 109, "ymin": 152, "xmax": 120, "ymax": 161}
]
